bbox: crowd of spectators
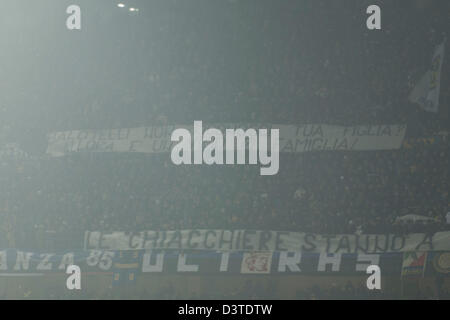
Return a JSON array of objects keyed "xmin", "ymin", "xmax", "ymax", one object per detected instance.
[
  {"xmin": 0, "ymin": 0, "xmax": 449, "ymax": 251},
  {"xmin": 8, "ymin": 278, "xmax": 449, "ymax": 300},
  {"xmin": 0, "ymin": 136, "xmax": 448, "ymax": 250}
]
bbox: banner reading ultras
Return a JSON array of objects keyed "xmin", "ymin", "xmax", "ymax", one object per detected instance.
[
  {"xmin": 46, "ymin": 124, "xmax": 407, "ymax": 156},
  {"xmin": 1, "ymin": 249, "xmax": 448, "ymax": 276},
  {"xmin": 84, "ymin": 230, "xmax": 450, "ymax": 254}
]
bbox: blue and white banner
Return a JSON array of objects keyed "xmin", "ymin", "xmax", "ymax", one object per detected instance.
[
  {"xmin": 0, "ymin": 249, "xmax": 114, "ymax": 275},
  {"xmin": 0, "ymin": 248, "xmax": 395, "ymax": 276},
  {"xmin": 1, "ymin": 249, "xmax": 448, "ymax": 276}
]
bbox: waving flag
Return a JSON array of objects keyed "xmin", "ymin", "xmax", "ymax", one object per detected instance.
[
  {"xmin": 409, "ymin": 40, "xmax": 446, "ymax": 112},
  {"xmin": 401, "ymin": 251, "xmax": 427, "ymax": 277}
]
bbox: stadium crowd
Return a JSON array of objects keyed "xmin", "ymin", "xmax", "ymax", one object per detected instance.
[
  {"xmin": 8, "ymin": 278, "xmax": 449, "ymax": 300},
  {"xmin": 1, "ymin": 130, "xmax": 449, "ymax": 250},
  {"xmin": 0, "ymin": 0, "xmax": 448, "ymax": 252}
]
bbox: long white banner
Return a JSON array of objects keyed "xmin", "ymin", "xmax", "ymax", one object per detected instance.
[
  {"xmin": 84, "ymin": 230, "xmax": 450, "ymax": 254},
  {"xmin": 47, "ymin": 124, "xmax": 407, "ymax": 156}
]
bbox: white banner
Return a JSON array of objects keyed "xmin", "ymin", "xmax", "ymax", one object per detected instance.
[
  {"xmin": 84, "ymin": 230, "xmax": 450, "ymax": 254},
  {"xmin": 47, "ymin": 123, "xmax": 406, "ymax": 156},
  {"xmin": 409, "ymin": 40, "xmax": 445, "ymax": 113},
  {"xmin": 0, "ymin": 143, "xmax": 29, "ymax": 159}
]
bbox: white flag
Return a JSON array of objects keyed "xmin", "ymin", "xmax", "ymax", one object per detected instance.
[{"xmin": 409, "ymin": 40, "xmax": 445, "ymax": 113}]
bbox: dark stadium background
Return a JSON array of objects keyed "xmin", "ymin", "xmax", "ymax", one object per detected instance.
[{"xmin": 0, "ymin": 0, "xmax": 448, "ymax": 299}]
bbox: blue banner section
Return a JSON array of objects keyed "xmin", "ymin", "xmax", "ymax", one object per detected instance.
[{"xmin": 0, "ymin": 249, "xmax": 448, "ymax": 276}]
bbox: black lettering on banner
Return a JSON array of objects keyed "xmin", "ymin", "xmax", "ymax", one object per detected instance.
[
  {"xmin": 311, "ymin": 138, "xmax": 323, "ymax": 150},
  {"xmin": 323, "ymin": 235, "xmax": 335, "ymax": 253},
  {"xmin": 335, "ymin": 235, "xmax": 351, "ymax": 253},
  {"xmin": 315, "ymin": 125, "xmax": 323, "ymax": 136},
  {"xmin": 98, "ymin": 232, "xmax": 105, "ymax": 249},
  {"xmin": 374, "ymin": 234, "xmax": 390, "ymax": 253},
  {"xmin": 99, "ymin": 140, "xmax": 110, "ymax": 151},
  {"xmin": 159, "ymin": 231, "xmax": 167, "ymax": 248},
  {"xmin": 106, "ymin": 129, "xmax": 116, "ymax": 140},
  {"xmin": 78, "ymin": 131, "xmax": 88, "ymax": 139},
  {"xmin": 219, "ymin": 230, "xmax": 234, "ymax": 250},
  {"xmin": 128, "ymin": 232, "xmax": 140, "ymax": 249},
  {"xmin": 336, "ymin": 138, "xmax": 349, "ymax": 150},
  {"xmin": 258, "ymin": 231, "xmax": 272, "ymax": 251},
  {"xmin": 167, "ymin": 230, "xmax": 183, "ymax": 249},
  {"xmin": 343, "ymin": 126, "xmax": 351, "ymax": 136},
  {"xmin": 275, "ymin": 232, "xmax": 289, "ymax": 251},
  {"xmin": 390, "ymin": 235, "xmax": 405, "ymax": 251},
  {"xmin": 203, "ymin": 230, "xmax": 217, "ymax": 249},
  {"xmin": 303, "ymin": 125, "xmax": 314, "ymax": 137},
  {"xmin": 301, "ymin": 234, "xmax": 316, "ymax": 251},
  {"xmin": 187, "ymin": 230, "xmax": 200, "ymax": 249},
  {"xmin": 243, "ymin": 230, "xmax": 256, "ymax": 251},
  {"xmin": 63, "ymin": 140, "xmax": 72, "ymax": 153},
  {"xmin": 129, "ymin": 140, "xmax": 141, "ymax": 152},
  {"xmin": 144, "ymin": 127, "xmax": 152, "ymax": 138},
  {"xmin": 349, "ymin": 138, "xmax": 358, "ymax": 150},
  {"xmin": 306, "ymin": 139, "xmax": 313, "ymax": 151},
  {"xmin": 152, "ymin": 139, "xmax": 168, "ymax": 152},
  {"xmin": 355, "ymin": 234, "xmax": 369, "ymax": 254},
  {"xmin": 119, "ymin": 128, "xmax": 130, "ymax": 139},
  {"xmin": 321, "ymin": 138, "xmax": 330, "ymax": 150},
  {"xmin": 74, "ymin": 139, "xmax": 83, "ymax": 152},
  {"xmin": 144, "ymin": 231, "xmax": 159, "ymax": 248},
  {"xmin": 415, "ymin": 233, "xmax": 434, "ymax": 251},
  {"xmin": 96, "ymin": 131, "xmax": 105, "ymax": 140},
  {"xmin": 380, "ymin": 125, "xmax": 391, "ymax": 136},
  {"xmin": 295, "ymin": 138, "xmax": 307, "ymax": 152},
  {"xmin": 85, "ymin": 140, "xmax": 97, "ymax": 151},
  {"xmin": 299, "ymin": 124, "xmax": 323, "ymax": 137},
  {"xmin": 84, "ymin": 231, "xmax": 92, "ymax": 249},
  {"xmin": 153, "ymin": 127, "xmax": 165, "ymax": 139}
]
